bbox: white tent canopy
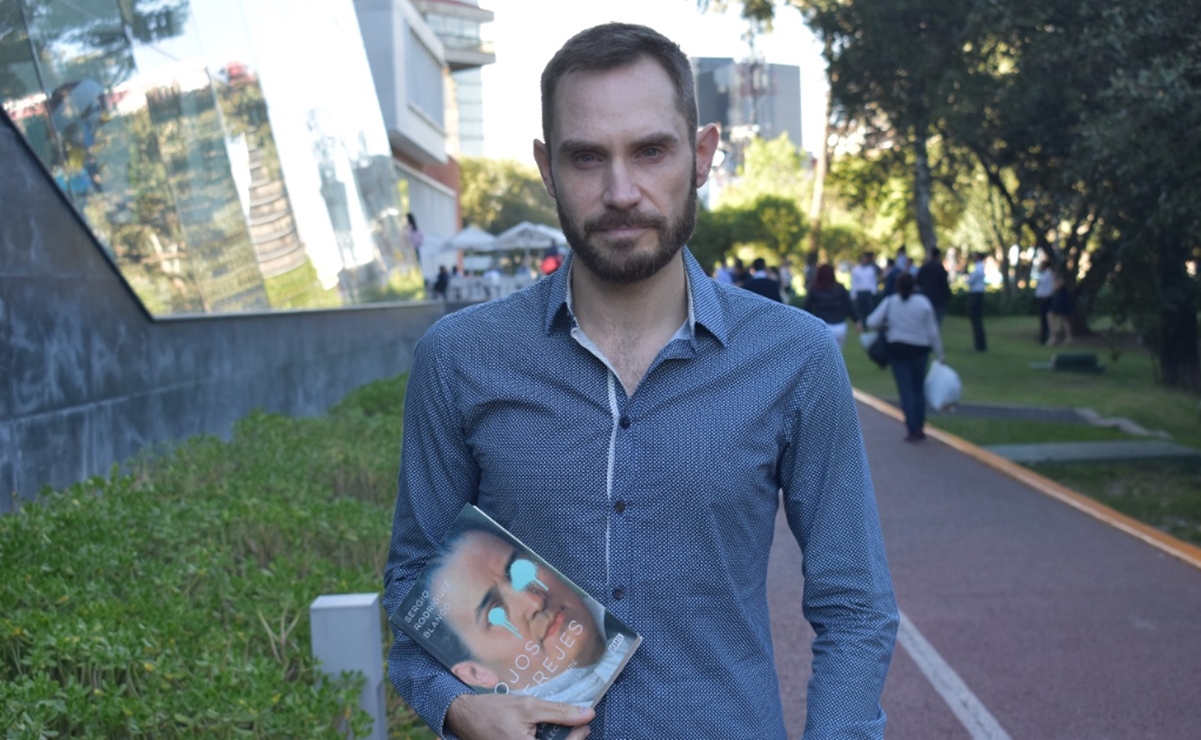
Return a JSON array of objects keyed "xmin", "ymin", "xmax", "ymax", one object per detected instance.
[
  {"xmin": 494, "ymin": 221, "xmax": 567, "ymax": 252},
  {"xmin": 445, "ymin": 225, "xmax": 498, "ymax": 252}
]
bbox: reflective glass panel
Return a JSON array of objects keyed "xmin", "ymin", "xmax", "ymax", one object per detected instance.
[{"xmin": 1, "ymin": 0, "xmax": 422, "ymax": 315}]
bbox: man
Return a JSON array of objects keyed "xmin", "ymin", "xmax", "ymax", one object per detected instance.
[
  {"xmin": 880, "ymin": 255, "xmax": 899, "ymax": 297},
  {"xmin": 740, "ymin": 256, "xmax": 783, "ymax": 302},
  {"xmin": 850, "ymin": 252, "xmax": 879, "ymax": 325},
  {"xmin": 967, "ymin": 251, "xmax": 988, "ymax": 351},
  {"xmin": 916, "ymin": 247, "xmax": 951, "ymax": 325},
  {"xmin": 384, "ymin": 23, "xmax": 897, "ymax": 740},
  {"xmin": 1034, "ymin": 258, "xmax": 1054, "ymax": 344},
  {"xmin": 777, "ymin": 258, "xmax": 795, "ymax": 302},
  {"xmin": 712, "ymin": 258, "xmax": 735, "ymax": 284},
  {"xmin": 420, "ymin": 522, "xmax": 633, "ymax": 706}
]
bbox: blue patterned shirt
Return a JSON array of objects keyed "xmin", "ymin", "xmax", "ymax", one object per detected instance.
[{"xmin": 385, "ymin": 249, "xmax": 898, "ymax": 739}]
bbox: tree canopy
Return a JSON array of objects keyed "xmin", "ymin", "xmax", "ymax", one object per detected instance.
[
  {"xmin": 458, "ymin": 156, "xmax": 558, "ymax": 235},
  {"xmin": 727, "ymin": 0, "xmax": 1201, "ymax": 389}
]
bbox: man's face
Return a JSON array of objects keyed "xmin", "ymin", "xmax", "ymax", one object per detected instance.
[
  {"xmin": 435, "ymin": 531, "xmax": 605, "ymax": 691},
  {"xmin": 534, "ymin": 57, "xmax": 717, "ymax": 284}
]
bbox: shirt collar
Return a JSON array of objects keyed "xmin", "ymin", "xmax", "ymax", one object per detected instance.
[{"xmin": 542, "ymin": 248, "xmax": 729, "ymax": 347}]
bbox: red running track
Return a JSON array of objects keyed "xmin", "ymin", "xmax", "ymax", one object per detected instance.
[{"xmin": 769, "ymin": 399, "xmax": 1201, "ymax": 739}]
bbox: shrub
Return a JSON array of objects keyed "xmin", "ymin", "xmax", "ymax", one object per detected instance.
[{"xmin": 0, "ymin": 375, "xmax": 433, "ymax": 739}]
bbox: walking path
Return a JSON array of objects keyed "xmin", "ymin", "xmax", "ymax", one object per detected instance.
[{"xmin": 768, "ymin": 392, "xmax": 1201, "ymax": 739}]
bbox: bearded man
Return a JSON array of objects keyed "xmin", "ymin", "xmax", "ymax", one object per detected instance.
[{"xmin": 383, "ymin": 22, "xmax": 898, "ymax": 740}]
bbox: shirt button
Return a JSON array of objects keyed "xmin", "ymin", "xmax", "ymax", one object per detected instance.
[
  {"xmin": 619, "ymin": 415, "xmax": 631, "ymax": 429},
  {"xmin": 614, "ymin": 500, "xmax": 626, "ymax": 513},
  {"xmin": 612, "ymin": 587, "xmax": 625, "ymax": 601}
]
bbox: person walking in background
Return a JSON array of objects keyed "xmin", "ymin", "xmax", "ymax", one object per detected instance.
[
  {"xmin": 851, "ymin": 252, "xmax": 879, "ymax": 325},
  {"xmin": 740, "ymin": 256, "xmax": 783, "ymax": 302},
  {"xmin": 967, "ymin": 251, "xmax": 987, "ymax": 351},
  {"xmin": 1034, "ymin": 259, "xmax": 1055, "ymax": 344},
  {"xmin": 713, "ymin": 258, "xmax": 735, "ymax": 284},
  {"xmin": 777, "ymin": 259, "xmax": 795, "ymax": 303},
  {"xmin": 540, "ymin": 244, "xmax": 565, "ymax": 275},
  {"xmin": 805, "ymin": 264, "xmax": 855, "ymax": 348},
  {"xmin": 881, "ymin": 255, "xmax": 902, "ymax": 297},
  {"xmin": 1047, "ymin": 271, "xmax": 1074, "ymax": 345},
  {"xmin": 866, "ymin": 273, "xmax": 945, "ymax": 442},
  {"xmin": 916, "ymin": 247, "xmax": 951, "ymax": 325},
  {"xmin": 431, "ymin": 265, "xmax": 450, "ymax": 300},
  {"xmin": 405, "ymin": 213, "xmax": 424, "ymax": 259}
]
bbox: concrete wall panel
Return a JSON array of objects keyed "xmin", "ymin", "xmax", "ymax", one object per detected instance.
[
  {"xmin": 1, "ymin": 285, "xmax": 10, "ymax": 422},
  {"xmin": 8, "ymin": 277, "xmax": 92, "ymax": 417},
  {"xmin": 11, "ymin": 408, "xmax": 91, "ymax": 498},
  {"xmin": 0, "ymin": 423, "xmax": 13, "ymax": 510},
  {"xmin": 1, "ymin": 116, "xmax": 451, "ymax": 514}
]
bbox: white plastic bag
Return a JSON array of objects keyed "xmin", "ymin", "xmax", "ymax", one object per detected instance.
[
  {"xmin": 925, "ymin": 362, "xmax": 962, "ymax": 412},
  {"xmin": 859, "ymin": 331, "xmax": 878, "ymax": 351}
]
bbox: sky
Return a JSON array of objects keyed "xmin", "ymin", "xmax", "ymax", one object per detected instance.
[{"xmin": 478, "ymin": 0, "xmax": 827, "ymax": 163}]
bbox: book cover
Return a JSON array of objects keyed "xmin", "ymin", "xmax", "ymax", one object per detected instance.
[{"xmin": 391, "ymin": 504, "xmax": 641, "ymax": 740}]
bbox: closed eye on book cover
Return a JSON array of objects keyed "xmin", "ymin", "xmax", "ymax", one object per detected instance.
[
  {"xmin": 510, "ymin": 559, "xmax": 547, "ymax": 591},
  {"xmin": 487, "ymin": 607, "xmax": 523, "ymax": 638}
]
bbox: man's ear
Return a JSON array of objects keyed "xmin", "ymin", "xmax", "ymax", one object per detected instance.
[
  {"xmin": 694, "ymin": 123, "xmax": 720, "ymax": 189},
  {"xmin": 451, "ymin": 660, "xmax": 501, "ymax": 689},
  {"xmin": 533, "ymin": 140, "xmax": 557, "ymax": 199}
]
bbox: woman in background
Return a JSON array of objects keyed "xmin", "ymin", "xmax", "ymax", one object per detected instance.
[
  {"xmin": 866, "ymin": 272, "xmax": 944, "ymax": 442},
  {"xmin": 803, "ymin": 264, "xmax": 855, "ymax": 348}
]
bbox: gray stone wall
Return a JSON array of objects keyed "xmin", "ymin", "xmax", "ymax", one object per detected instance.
[{"xmin": 1, "ymin": 120, "xmax": 447, "ymax": 514}]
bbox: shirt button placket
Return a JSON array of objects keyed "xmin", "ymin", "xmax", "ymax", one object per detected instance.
[{"xmin": 613, "ymin": 406, "xmax": 633, "ymax": 612}]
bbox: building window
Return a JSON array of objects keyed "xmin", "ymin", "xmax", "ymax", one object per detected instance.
[{"xmin": 406, "ymin": 27, "xmax": 444, "ymax": 127}]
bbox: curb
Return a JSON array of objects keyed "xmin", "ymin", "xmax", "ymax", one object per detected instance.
[{"xmin": 853, "ymin": 388, "xmax": 1201, "ymax": 574}]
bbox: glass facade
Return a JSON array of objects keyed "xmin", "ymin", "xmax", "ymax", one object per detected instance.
[
  {"xmin": 0, "ymin": 0, "xmax": 423, "ymax": 316},
  {"xmin": 453, "ymin": 67, "xmax": 484, "ymax": 156}
]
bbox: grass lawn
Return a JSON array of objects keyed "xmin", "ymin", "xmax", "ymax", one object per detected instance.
[
  {"xmin": 1028, "ymin": 461, "xmax": 1201, "ymax": 546},
  {"xmin": 842, "ymin": 312, "xmax": 1201, "ymax": 545}
]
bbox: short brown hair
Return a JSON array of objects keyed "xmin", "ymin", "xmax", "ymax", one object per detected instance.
[{"xmin": 540, "ymin": 23, "xmax": 698, "ymax": 148}]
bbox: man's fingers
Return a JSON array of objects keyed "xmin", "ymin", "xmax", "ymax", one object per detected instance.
[
  {"xmin": 565, "ymin": 726, "xmax": 592, "ymax": 740},
  {"xmin": 519, "ymin": 697, "xmax": 595, "ymax": 726}
]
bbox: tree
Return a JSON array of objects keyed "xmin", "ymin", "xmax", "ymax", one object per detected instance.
[
  {"xmin": 1071, "ymin": 2, "xmax": 1201, "ymax": 389},
  {"xmin": 458, "ymin": 156, "xmax": 559, "ymax": 235}
]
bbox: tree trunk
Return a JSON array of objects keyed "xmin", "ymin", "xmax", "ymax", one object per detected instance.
[
  {"xmin": 806, "ymin": 40, "xmax": 833, "ymax": 266},
  {"xmin": 1155, "ymin": 233, "xmax": 1201, "ymax": 391},
  {"xmin": 912, "ymin": 128, "xmax": 939, "ymax": 260}
]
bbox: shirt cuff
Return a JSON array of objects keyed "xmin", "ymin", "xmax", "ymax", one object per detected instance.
[{"xmin": 388, "ymin": 638, "xmax": 474, "ymax": 739}]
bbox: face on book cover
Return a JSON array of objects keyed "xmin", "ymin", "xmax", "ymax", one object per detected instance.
[{"xmin": 435, "ymin": 530, "xmax": 606, "ymax": 690}]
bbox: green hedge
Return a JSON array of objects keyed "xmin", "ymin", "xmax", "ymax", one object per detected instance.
[{"xmin": 0, "ymin": 375, "xmax": 434, "ymax": 739}]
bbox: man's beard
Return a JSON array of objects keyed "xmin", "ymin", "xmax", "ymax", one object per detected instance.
[{"xmin": 556, "ymin": 171, "xmax": 698, "ymax": 284}]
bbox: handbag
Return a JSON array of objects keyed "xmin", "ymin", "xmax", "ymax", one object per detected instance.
[{"xmin": 866, "ymin": 298, "xmax": 891, "ymax": 369}]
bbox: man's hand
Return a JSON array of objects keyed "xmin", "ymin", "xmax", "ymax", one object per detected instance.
[{"xmin": 445, "ymin": 693, "xmax": 595, "ymax": 740}]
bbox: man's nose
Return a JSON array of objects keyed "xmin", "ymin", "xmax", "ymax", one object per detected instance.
[
  {"xmin": 602, "ymin": 159, "xmax": 641, "ymax": 211},
  {"xmin": 507, "ymin": 583, "xmax": 546, "ymax": 623}
]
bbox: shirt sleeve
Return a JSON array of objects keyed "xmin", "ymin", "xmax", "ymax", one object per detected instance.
[
  {"xmin": 779, "ymin": 330, "xmax": 899, "ymax": 739},
  {"xmin": 384, "ymin": 327, "xmax": 478, "ymax": 739}
]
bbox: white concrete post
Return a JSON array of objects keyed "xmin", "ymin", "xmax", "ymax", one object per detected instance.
[{"xmin": 310, "ymin": 593, "xmax": 387, "ymax": 740}]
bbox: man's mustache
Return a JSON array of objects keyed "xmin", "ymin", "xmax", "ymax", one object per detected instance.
[{"xmin": 584, "ymin": 211, "xmax": 665, "ymax": 233}]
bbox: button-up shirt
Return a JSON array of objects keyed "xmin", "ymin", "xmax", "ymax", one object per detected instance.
[
  {"xmin": 384, "ymin": 249, "xmax": 898, "ymax": 739},
  {"xmin": 968, "ymin": 262, "xmax": 986, "ymax": 293}
]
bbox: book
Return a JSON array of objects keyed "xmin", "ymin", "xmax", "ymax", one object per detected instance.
[{"xmin": 391, "ymin": 504, "xmax": 641, "ymax": 740}]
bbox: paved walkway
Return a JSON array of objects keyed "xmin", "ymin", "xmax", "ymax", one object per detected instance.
[{"xmin": 768, "ymin": 395, "xmax": 1201, "ymax": 739}]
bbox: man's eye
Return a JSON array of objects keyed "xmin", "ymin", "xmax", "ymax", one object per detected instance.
[
  {"xmin": 574, "ymin": 153, "xmax": 599, "ymax": 165},
  {"xmin": 640, "ymin": 147, "xmax": 663, "ymax": 158}
]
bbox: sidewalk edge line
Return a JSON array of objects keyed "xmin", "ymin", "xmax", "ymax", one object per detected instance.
[{"xmin": 853, "ymin": 388, "xmax": 1201, "ymax": 573}]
